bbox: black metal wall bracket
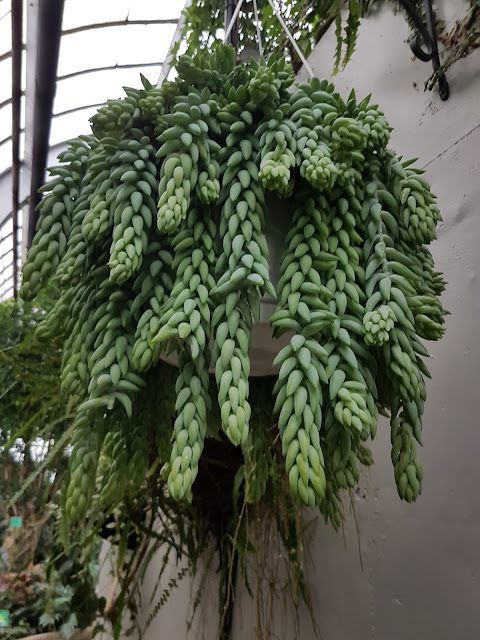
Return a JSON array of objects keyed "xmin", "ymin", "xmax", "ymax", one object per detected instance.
[{"xmin": 397, "ymin": 0, "xmax": 449, "ymax": 100}]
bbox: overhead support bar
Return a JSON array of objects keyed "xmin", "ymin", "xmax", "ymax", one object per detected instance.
[
  {"xmin": 0, "ymin": 97, "xmax": 16, "ymax": 110},
  {"xmin": 62, "ymin": 18, "xmax": 177, "ymax": 37},
  {"xmin": 2, "ymin": 102, "xmax": 112, "ymax": 151},
  {"xmin": 0, "ymin": 51, "xmax": 13, "ymax": 64},
  {"xmin": 1, "ymin": 237, "xmax": 16, "ymax": 264},
  {"xmin": 0, "ymin": 135, "xmax": 13, "ymax": 147},
  {"xmin": 53, "ymin": 102, "xmax": 105, "ymax": 119},
  {"xmin": 57, "ymin": 61, "xmax": 163, "ymax": 82},
  {"xmin": 11, "ymin": 0, "xmax": 23, "ymax": 297},
  {"xmin": 25, "ymin": 0, "xmax": 65, "ymax": 249}
]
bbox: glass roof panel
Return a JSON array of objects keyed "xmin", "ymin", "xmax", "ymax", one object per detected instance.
[
  {"xmin": 128, "ymin": 0, "xmax": 186, "ymax": 21},
  {"xmin": 62, "ymin": 0, "xmax": 184, "ymax": 30},
  {"xmin": 19, "ymin": 95, "xmax": 25, "ymax": 129},
  {"xmin": 0, "ymin": 273, "xmax": 13, "ymax": 300},
  {"xmin": 53, "ymin": 65, "xmax": 162, "ymax": 116},
  {"xmin": 19, "ymin": 130, "xmax": 24, "ymax": 160},
  {"xmin": 0, "ymin": 58, "xmax": 12, "ymax": 104},
  {"xmin": 57, "ymin": 23, "xmax": 175, "ymax": 77},
  {"xmin": 0, "ymin": 281, "xmax": 13, "ymax": 301},
  {"xmin": 21, "ymin": 48, "xmax": 26, "ymax": 91},
  {"xmin": 49, "ymin": 107, "xmax": 102, "ymax": 147},
  {"xmin": 0, "ymin": 139, "xmax": 11, "ymax": 174},
  {"xmin": 0, "ymin": 105, "xmax": 11, "ymax": 139},
  {"xmin": 62, "ymin": 1, "xmax": 129, "ymax": 30},
  {"xmin": 0, "ymin": 0, "xmax": 185, "ymax": 299},
  {"xmin": 0, "ymin": 10, "xmax": 11, "ymax": 58},
  {"xmin": 0, "ymin": 102, "xmax": 24, "ymax": 172},
  {"xmin": 0, "ymin": 218, "xmax": 13, "ymax": 263}
]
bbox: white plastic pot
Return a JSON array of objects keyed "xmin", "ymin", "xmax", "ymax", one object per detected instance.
[
  {"xmin": 247, "ymin": 194, "xmax": 292, "ymax": 376},
  {"xmin": 160, "ymin": 194, "xmax": 292, "ymax": 376}
]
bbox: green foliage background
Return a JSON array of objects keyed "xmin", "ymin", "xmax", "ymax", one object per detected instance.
[{"xmin": 0, "ymin": 291, "xmax": 103, "ymax": 638}]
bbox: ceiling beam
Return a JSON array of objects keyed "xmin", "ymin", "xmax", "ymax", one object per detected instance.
[
  {"xmin": 0, "ymin": 147, "xmax": 65, "ymax": 229},
  {"xmin": 57, "ymin": 60, "xmax": 163, "ymax": 82},
  {"xmin": 62, "ymin": 18, "xmax": 177, "ymax": 37},
  {"xmin": 0, "ymin": 97, "xmax": 15, "ymax": 110},
  {"xmin": 0, "ymin": 50, "xmax": 14, "ymax": 64},
  {"xmin": 0, "ymin": 239, "xmax": 14, "ymax": 264},
  {"xmin": 0, "ymin": 134, "xmax": 13, "ymax": 147},
  {"xmin": 24, "ymin": 0, "xmax": 65, "ymax": 250},
  {"xmin": 11, "ymin": 0, "xmax": 23, "ymax": 297}
]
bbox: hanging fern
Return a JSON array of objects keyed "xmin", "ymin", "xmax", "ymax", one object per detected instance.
[
  {"xmin": 145, "ymin": 565, "xmax": 190, "ymax": 628},
  {"xmin": 333, "ymin": 8, "xmax": 343, "ymax": 73},
  {"xmin": 342, "ymin": 0, "xmax": 363, "ymax": 67}
]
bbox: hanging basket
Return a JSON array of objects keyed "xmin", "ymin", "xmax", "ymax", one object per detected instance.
[{"xmin": 20, "ymin": 45, "xmax": 447, "ymax": 529}]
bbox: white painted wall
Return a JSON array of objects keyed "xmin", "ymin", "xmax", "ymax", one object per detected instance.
[{"xmin": 106, "ymin": 2, "xmax": 480, "ymax": 638}]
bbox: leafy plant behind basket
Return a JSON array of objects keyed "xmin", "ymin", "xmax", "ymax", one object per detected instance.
[
  {"xmin": 0, "ymin": 288, "xmax": 69, "ymax": 572},
  {"xmin": 0, "ymin": 291, "xmax": 104, "ymax": 638},
  {"xmin": 0, "ymin": 547, "xmax": 103, "ymax": 640}
]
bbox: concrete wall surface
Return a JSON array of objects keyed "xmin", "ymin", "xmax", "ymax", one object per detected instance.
[{"xmin": 104, "ymin": 2, "xmax": 480, "ymax": 638}]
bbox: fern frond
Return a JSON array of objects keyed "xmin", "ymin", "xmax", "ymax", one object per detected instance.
[
  {"xmin": 333, "ymin": 12, "xmax": 343, "ymax": 74},
  {"xmin": 342, "ymin": 0, "xmax": 362, "ymax": 67},
  {"xmin": 145, "ymin": 565, "xmax": 190, "ymax": 628}
]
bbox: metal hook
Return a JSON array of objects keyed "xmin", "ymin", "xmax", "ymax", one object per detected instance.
[{"xmin": 397, "ymin": 0, "xmax": 449, "ymax": 100}]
